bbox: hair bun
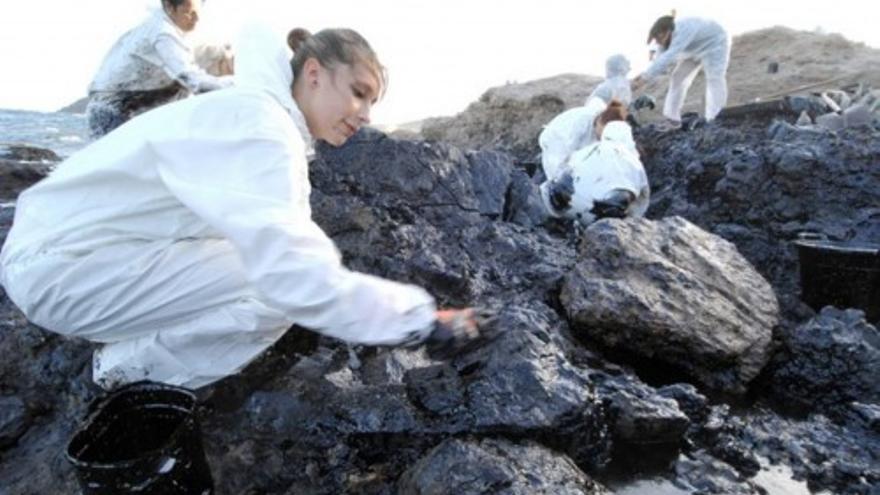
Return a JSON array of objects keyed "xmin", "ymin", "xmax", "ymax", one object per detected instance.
[{"xmin": 287, "ymin": 28, "xmax": 312, "ymax": 52}]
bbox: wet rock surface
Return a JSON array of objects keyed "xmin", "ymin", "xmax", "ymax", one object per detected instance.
[
  {"xmin": 767, "ymin": 307, "xmax": 880, "ymax": 417},
  {"xmin": 0, "ymin": 120, "xmax": 878, "ymax": 495},
  {"xmin": 397, "ymin": 437, "xmax": 611, "ymax": 494},
  {"xmin": 0, "ymin": 144, "xmax": 58, "ymax": 200}
]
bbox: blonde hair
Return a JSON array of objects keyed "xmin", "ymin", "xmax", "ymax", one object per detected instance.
[{"xmin": 289, "ymin": 28, "xmax": 387, "ymax": 98}]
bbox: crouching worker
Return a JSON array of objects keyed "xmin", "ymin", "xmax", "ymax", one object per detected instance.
[
  {"xmin": 86, "ymin": 0, "xmax": 234, "ymax": 139},
  {"xmin": 0, "ymin": 25, "xmax": 479, "ymax": 390},
  {"xmin": 539, "ymin": 101, "xmax": 650, "ymax": 225}
]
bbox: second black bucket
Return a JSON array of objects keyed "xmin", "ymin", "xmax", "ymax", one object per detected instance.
[
  {"xmin": 66, "ymin": 381, "xmax": 214, "ymax": 494},
  {"xmin": 793, "ymin": 234, "xmax": 880, "ymax": 322}
]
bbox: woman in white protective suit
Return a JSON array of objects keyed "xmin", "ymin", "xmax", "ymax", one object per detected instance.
[
  {"xmin": 631, "ymin": 15, "xmax": 731, "ymax": 122},
  {"xmin": 539, "ymin": 101, "xmax": 650, "ymax": 225},
  {"xmin": 0, "ymin": 24, "xmax": 479, "ymax": 390},
  {"xmin": 86, "ymin": 0, "xmax": 234, "ymax": 139}
]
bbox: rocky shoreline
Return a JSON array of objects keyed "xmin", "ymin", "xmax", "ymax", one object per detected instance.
[
  {"xmin": 1, "ymin": 94, "xmax": 879, "ymax": 494},
  {"xmin": 2, "ymin": 26, "xmax": 880, "ymax": 494}
]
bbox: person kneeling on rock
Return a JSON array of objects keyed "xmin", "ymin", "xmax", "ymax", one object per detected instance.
[
  {"xmin": 85, "ymin": 0, "xmax": 235, "ymax": 140},
  {"xmin": 539, "ymin": 97, "xmax": 610, "ymax": 182},
  {"xmin": 0, "ymin": 24, "xmax": 480, "ymax": 390},
  {"xmin": 540, "ymin": 101, "xmax": 650, "ymax": 225}
]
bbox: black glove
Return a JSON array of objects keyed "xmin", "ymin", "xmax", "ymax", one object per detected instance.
[
  {"xmin": 425, "ymin": 308, "xmax": 498, "ymax": 360},
  {"xmin": 590, "ymin": 189, "xmax": 635, "ymax": 219},
  {"xmin": 548, "ymin": 172, "xmax": 575, "ymax": 212},
  {"xmin": 632, "ymin": 94, "xmax": 656, "ymax": 111}
]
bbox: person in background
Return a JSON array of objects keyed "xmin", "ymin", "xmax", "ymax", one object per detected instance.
[
  {"xmin": 539, "ymin": 97, "xmax": 624, "ymax": 181},
  {"xmin": 540, "ymin": 101, "xmax": 650, "ymax": 225},
  {"xmin": 0, "ymin": 24, "xmax": 479, "ymax": 390},
  {"xmin": 588, "ymin": 54, "xmax": 633, "ymax": 106},
  {"xmin": 631, "ymin": 14, "xmax": 731, "ymax": 122},
  {"xmin": 85, "ymin": 0, "xmax": 233, "ymax": 139}
]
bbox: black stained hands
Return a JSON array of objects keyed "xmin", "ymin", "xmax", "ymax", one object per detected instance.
[{"xmin": 426, "ymin": 307, "xmax": 499, "ymax": 360}]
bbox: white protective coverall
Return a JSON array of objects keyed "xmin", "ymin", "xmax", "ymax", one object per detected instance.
[
  {"xmin": 587, "ymin": 54, "xmax": 632, "ymax": 106},
  {"xmin": 538, "ymin": 96, "xmax": 608, "ymax": 181},
  {"xmin": 539, "ymin": 121, "xmax": 650, "ymax": 225},
  {"xmin": 641, "ymin": 17, "xmax": 731, "ymax": 121},
  {"xmin": 86, "ymin": 8, "xmax": 234, "ymax": 139},
  {"xmin": 0, "ymin": 25, "xmax": 436, "ymax": 390}
]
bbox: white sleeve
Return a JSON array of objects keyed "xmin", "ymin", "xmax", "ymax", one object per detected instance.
[
  {"xmin": 643, "ymin": 23, "xmax": 695, "ymax": 79},
  {"xmin": 154, "ymin": 33, "xmax": 233, "ymax": 92},
  {"xmin": 153, "ymin": 136, "xmax": 437, "ymax": 346}
]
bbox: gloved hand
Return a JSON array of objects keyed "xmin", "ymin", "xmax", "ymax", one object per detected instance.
[
  {"xmin": 426, "ymin": 308, "xmax": 494, "ymax": 360},
  {"xmin": 590, "ymin": 189, "xmax": 635, "ymax": 219},
  {"xmin": 631, "ymin": 94, "xmax": 656, "ymax": 111},
  {"xmin": 547, "ymin": 172, "xmax": 575, "ymax": 212}
]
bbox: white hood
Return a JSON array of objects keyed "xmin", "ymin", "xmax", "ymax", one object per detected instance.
[{"xmin": 234, "ymin": 22, "xmax": 313, "ymax": 150}]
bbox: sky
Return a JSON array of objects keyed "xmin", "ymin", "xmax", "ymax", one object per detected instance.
[{"xmin": 0, "ymin": 0, "xmax": 877, "ymax": 126}]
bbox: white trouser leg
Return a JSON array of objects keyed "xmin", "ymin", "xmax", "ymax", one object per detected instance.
[
  {"xmin": 702, "ymin": 39, "xmax": 732, "ymax": 120},
  {"xmin": 5, "ymin": 239, "xmax": 292, "ymax": 389},
  {"xmin": 663, "ymin": 58, "xmax": 702, "ymax": 122},
  {"xmin": 704, "ymin": 74, "xmax": 728, "ymax": 121},
  {"xmin": 92, "ymin": 296, "xmax": 289, "ymax": 389}
]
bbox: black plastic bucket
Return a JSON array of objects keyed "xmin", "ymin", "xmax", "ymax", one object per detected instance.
[
  {"xmin": 793, "ymin": 234, "xmax": 880, "ymax": 321},
  {"xmin": 66, "ymin": 381, "xmax": 214, "ymax": 494}
]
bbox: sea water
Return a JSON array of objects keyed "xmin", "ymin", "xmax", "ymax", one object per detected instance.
[{"xmin": 0, "ymin": 108, "xmax": 89, "ymax": 158}]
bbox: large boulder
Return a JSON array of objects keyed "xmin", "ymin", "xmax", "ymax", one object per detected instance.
[{"xmin": 561, "ymin": 216, "xmax": 778, "ymax": 393}]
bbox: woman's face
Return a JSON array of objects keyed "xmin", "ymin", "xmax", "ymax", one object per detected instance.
[
  {"xmin": 166, "ymin": 0, "xmax": 201, "ymax": 32},
  {"xmin": 302, "ymin": 61, "xmax": 381, "ymax": 147}
]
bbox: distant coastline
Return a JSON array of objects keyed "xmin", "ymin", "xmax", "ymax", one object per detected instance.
[{"xmin": 58, "ymin": 96, "xmax": 88, "ymax": 114}]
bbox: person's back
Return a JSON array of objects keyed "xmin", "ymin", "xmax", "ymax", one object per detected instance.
[
  {"xmin": 540, "ymin": 121, "xmax": 649, "ymax": 225},
  {"xmin": 539, "ymin": 96, "xmax": 607, "ymax": 181},
  {"xmin": 4, "ymin": 86, "xmax": 290, "ymax": 267}
]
